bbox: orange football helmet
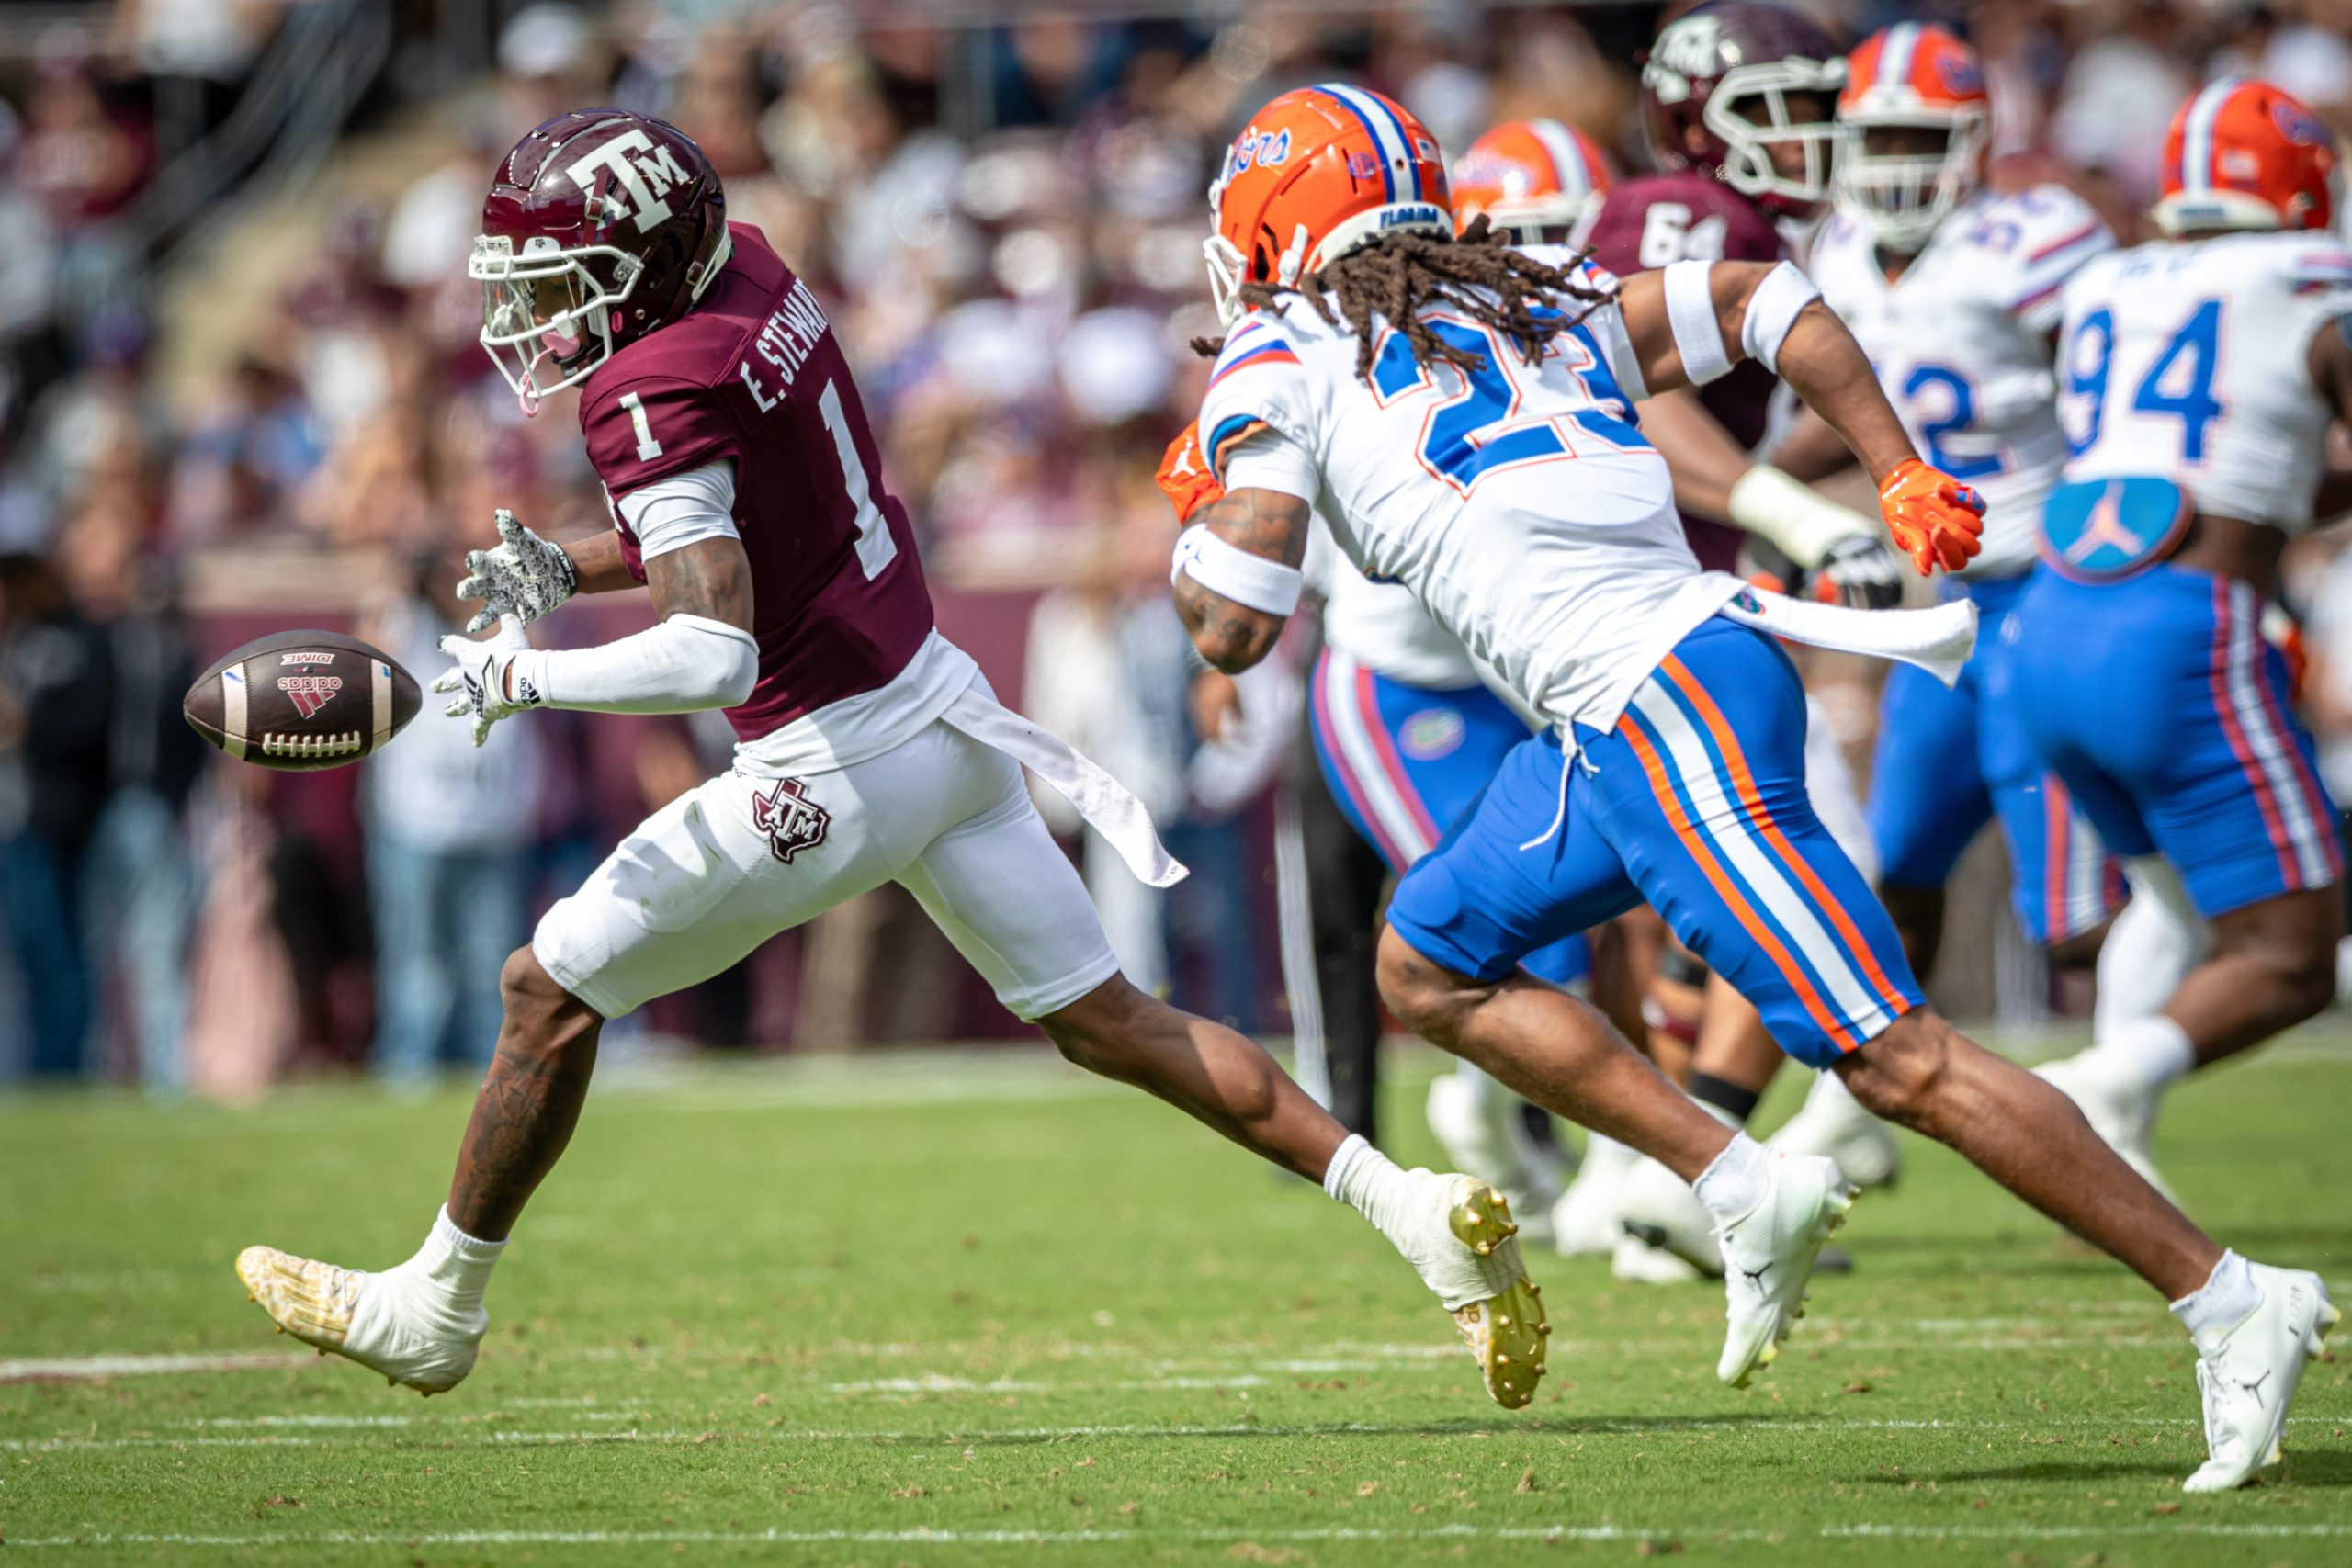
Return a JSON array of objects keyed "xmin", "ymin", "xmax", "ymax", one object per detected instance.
[
  {"xmin": 2154, "ymin": 77, "xmax": 2338, "ymax": 237},
  {"xmin": 1205, "ymin": 84, "xmax": 1452, "ymax": 325},
  {"xmin": 1449, "ymin": 118, "xmax": 1617, "ymax": 243},
  {"xmin": 1838, "ymin": 23, "xmax": 1990, "ymax": 254}
]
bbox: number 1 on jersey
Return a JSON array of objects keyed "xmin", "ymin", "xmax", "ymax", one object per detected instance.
[
  {"xmin": 617, "ymin": 391, "xmax": 662, "ymax": 461},
  {"xmin": 818, "ymin": 379, "xmax": 897, "ymax": 579}
]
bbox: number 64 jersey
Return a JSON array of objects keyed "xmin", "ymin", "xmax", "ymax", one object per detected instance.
[
  {"xmin": 2054, "ymin": 231, "xmax": 2352, "ymax": 528},
  {"xmin": 1195, "ymin": 249, "xmax": 1739, "ymax": 738}
]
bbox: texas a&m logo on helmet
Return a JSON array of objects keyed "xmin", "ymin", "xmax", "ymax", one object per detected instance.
[
  {"xmin": 1449, "ymin": 119, "xmax": 1616, "ymax": 244},
  {"xmin": 1838, "ymin": 23, "xmax": 1992, "ymax": 254},
  {"xmin": 470, "ymin": 109, "xmax": 733, "ymax": 412},
  {"xmin": 2154, "ymin": 77, "xmax": 2339, "ymax": 237},
  {"xmin": 1640, "ymin": 1, "xmax": 1848, "ymax": 220},
  {"xmin": 1204, "ymin": 84, "xmax": 1452, "ymax": 325}
]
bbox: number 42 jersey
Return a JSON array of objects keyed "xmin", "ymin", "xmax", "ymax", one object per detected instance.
[
  {"xmin": 1195, "ymin": 248, "xmax": 1739, "ymax": 737},
  {"xmin": 1809, "ymin": 186, "xmax": 2112, "ymax": 576},
  {"xmin": 2055, "ymin": 231, "xmax": 2352, "ymax": 530}
]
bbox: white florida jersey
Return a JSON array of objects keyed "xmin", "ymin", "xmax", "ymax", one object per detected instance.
[
  {"xmin": 1304, "ymin": 520, "xmax": 1483, "ymax": 688},
  {"xmin": 1810, "ymin": 186, "xmax": 2112, "ymax": 576},
  {"xmin": 1198, "ymin": 248, "xmax": 1737, "ymax": 736},
  {"xmin": 2057, "ymin": 231, "xmax": 2352, "ymax": 530}
]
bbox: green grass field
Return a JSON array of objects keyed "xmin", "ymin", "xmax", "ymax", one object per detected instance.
[{"xmin": 6, "ymin": 1031, "xmax": 2351, "ymax": 1565}]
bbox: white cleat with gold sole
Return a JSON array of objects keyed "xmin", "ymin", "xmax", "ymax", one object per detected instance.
[
  {"xmin": 235, "ymin": 1245, "xmax": 483, "ymax": 1395},
  {"xmin": 1713, "ymin": 1152, "xmax": 1854, "ymax": 1388},
  {"xmin": 1388, "ymin": 1171, "xmax": 1552, "ymax": 1410}
]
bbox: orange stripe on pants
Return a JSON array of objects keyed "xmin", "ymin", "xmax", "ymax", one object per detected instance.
[
  {"xmin": 1619, "ymin": 710, "xmax": 1860, "ymax": 1055},
  {"xmin": 1658, "ymin": 658, "xmax": 1913, "ymax": 1022}
]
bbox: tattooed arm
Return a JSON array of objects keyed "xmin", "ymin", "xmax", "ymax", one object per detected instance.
[
  {"xmin": 644, "ymin": 536, "xmax": 755, "ymax": 633},
  {"xmin": 1173, "ymin": 486, "xmax": 1313, "ymax": 674},
  {"xmin": 560, "ymin": 529, "xmax": 642, "ymax": 594}
]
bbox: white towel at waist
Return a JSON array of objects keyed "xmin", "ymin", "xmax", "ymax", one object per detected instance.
[
  {"xmin": 1716, "ymin": 585, "xmax": 1978, "ymax": 687},
  {"xmin": 939, "ymin": 685, "xmax": 1187, "ymax": 888}
]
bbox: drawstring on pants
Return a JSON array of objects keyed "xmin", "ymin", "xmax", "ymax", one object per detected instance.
[{"xmin": 1517, "ymin": 737, "xmax": 1593, "ymax": 852}]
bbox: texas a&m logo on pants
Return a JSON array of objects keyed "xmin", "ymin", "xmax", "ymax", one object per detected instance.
[{"xmin": 752, "ymin": 777, "xmax": 831, "ymax": 864}]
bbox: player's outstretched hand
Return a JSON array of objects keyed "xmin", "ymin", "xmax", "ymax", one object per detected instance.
[
  {"xmin": 432, "ymin": 615, "xmax": 537, "ymax": 747},
  {"xmin": 1157, "ymin": 421, "xmax": 1224, "ymax": 524},
  {"xmin": 458, "ymin": 509, "xmax": 579, "ymax": 633},
  {"xmin": 1878, "ymin": 459, "xmax": 1985, "ymax": 576}
]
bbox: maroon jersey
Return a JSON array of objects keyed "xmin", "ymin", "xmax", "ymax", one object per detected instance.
[
  {"xmin": 579, "ymin": 223, "xmax": 932, "ymax": 742},
  {"xmin": 1586, "ymin": 173, "xmax": 1788, "ymax": 573}
]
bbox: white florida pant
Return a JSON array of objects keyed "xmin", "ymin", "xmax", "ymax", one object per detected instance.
[{"xmin": 533, "ymin": 717, "xmax": 1120, "ymax": 1022}]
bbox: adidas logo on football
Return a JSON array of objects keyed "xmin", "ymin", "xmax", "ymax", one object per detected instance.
[{"xmin": 277, "ymin": 673, "xmax": 344, "ymax": 719}]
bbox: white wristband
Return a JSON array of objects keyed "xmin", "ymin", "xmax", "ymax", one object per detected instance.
[
  {"xmin": 1663, "ymin": 260, "xmax": 1732, "ymax": 385},
  {"xmin": 1740, "ymin": 261, "xmax": 1822, "ymax": 376},
  {"xmin": 1171, "ymin": 525, "xmax": 1304, "ymax": 616},
  {"xmin": 1725, "ymin": 464, "xmax": 1875, "ymax": 568}
]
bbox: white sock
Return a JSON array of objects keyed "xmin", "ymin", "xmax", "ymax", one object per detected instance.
[
  {"xmin": 1691, "ymin": 1132, "xmax": 1770, "ymax": 1224},
  {"xmin": 2172, "ymin": 1250, "xmax": 2260, "ymax": 1354},
  {"xmin": 1324, "ymin": 1133, "xmax": 1414, "ymax": 1243},
  {"xmin": 2088, "ymin": 1014, "xmax": 2196, "ymax": 1094},
  {"xmin": 2094, "ymin": 876, "xmax": 2208, "ymax": 1039},
  {"xmin": 400, "ymin": 1207, "xmax": 507, "ymax": 1325}
]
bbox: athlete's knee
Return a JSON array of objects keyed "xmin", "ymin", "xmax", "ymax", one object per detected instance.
[
  {"xmin": 2213, "ymin": 888, "xmax": 2343, "ymax": 1031},
  {"xmin": 498, "ymin": 947, "xmax": 598, "ymax": 1050},
  {"xmin": 1037, "ymin": 973, "xmax": 1150, "ymax": 1072},
  {"xmin": 1835, "ymin": 1010, "xmax": 1956, "ymax": 1130},
  {"xmin": 1374, "ymin": 927, "xmax": 1486, "ymax": 1043}
]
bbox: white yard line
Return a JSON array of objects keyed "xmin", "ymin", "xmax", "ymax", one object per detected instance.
[
  {"xmin": 0, "ymin": 1352, "xmax": 314, "ymax": 1383},
  {"xmin": 15, "ymin": 1412, "xmax": 2345, "ymax": 1453},
  {"xmin": 10, "ymin": 1522, "xmax": 2352, "ymax": 1550}
]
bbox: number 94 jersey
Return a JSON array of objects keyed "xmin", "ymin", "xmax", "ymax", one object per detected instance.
[
  {"xmin": 2055, "ymin": 231, "xmax": 2352, "ymax": 530},
  {"xmin": 1194, "ymin": 248, "xmax": 1740, "ymax": 737},
  {"xmin": 1809, "ymin": 186, "xmax": 2112, "ymax": 577}
]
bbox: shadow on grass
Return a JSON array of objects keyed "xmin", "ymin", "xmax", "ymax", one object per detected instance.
[{"xmin": 1906, "ymin": 1446, "xmax": 2352, "ymax": 1490}]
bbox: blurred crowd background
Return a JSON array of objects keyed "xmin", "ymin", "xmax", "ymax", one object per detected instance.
[{"xmin": 3, "ymin": 0, "xmax": 2351, "ymax": 1096}]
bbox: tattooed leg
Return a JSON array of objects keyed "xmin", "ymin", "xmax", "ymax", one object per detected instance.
[{"xmin": 445, "ymin": 947, "xmax": 605, "ymax": 1240}]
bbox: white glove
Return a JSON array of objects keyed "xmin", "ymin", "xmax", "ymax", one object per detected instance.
[
  {"xmin": 432, "ymin": 615, "xmax": 540, "ymax": 747},
  {"xmin": 457, "ymin": 509, "xmax": 578, "ymax": 634}
]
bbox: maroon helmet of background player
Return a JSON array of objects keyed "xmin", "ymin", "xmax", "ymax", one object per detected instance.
[
  {"xmin": 1640, "ymin": 0, "xmax": 1847, "ymax": 221},
  {"xmin": 471, "ymin": 108, "xmax": 733, "ymax": 412}
]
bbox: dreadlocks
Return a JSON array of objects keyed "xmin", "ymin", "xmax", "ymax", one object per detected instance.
[{"xmin": 1192, "ymin": 217, "xmax": 1618, "ymax": 380}]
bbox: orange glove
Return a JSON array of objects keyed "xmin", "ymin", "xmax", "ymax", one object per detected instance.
[
  {"xmin": 1157, "ymin": 421, "xmax": 1224, "ymax": 524},
  {"xmin": 1878, "ymin": 458, "xmax": 1985, "ymax": 575}
]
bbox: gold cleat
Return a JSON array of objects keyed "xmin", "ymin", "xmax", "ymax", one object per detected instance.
[
  {"xmin": 237, "ymin": 1246, "xmax": 361, "ymax": 1352},
  {"xmin": 1446, "ymin": 1183, "xmax": 1552, "ymax": 1411},
  {"xmin": 235, "ymin": 1244, "xmax": 481, "ymax": 1394}
]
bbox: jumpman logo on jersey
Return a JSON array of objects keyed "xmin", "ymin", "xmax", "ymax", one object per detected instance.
[{"xmin": 2064, "ymin": 481, "xmax": 2143, "ymax": 563}]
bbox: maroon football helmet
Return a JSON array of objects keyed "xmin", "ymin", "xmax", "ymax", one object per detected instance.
[
  {"xmin": 1640, "ymin": 1, "xmax": 1847, "ymax": 220},
  {"xmin": 471, "ymin": 109, "xmax": 731, "ymax": 412}
]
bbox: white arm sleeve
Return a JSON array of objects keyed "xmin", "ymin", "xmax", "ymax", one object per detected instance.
[
  {"xmin": 510, "ymin": 613, "xmax": 760, "ymax": 716},
  {"xmin": 517, "ymin": 460, "xmax": 755, "ymax": 713},
  {"xmin": 616, "ymin": 461, "xmax": 741, "ymax": 559}
]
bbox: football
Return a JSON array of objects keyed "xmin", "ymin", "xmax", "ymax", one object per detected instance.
[{"xmin": 183, "ymin": 629, "xmax": 422, "ymax": 772}]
